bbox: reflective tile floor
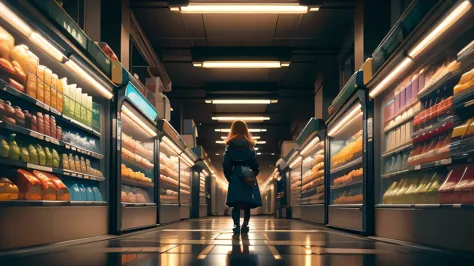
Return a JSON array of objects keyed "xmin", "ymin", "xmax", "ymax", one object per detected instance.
[{"xmin": 1, "ymin": 217, "xmax": 474, "ymax": 265}]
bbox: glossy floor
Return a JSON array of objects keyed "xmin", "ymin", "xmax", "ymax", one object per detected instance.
[{"xmin": 1, "ymin": 216, "xmax": 473, "ymax": 265}]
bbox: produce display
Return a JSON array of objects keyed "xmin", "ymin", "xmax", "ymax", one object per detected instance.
[
  {"xmin": 121, "ymin": 185, "xmax": 151, "ymax": 203},
  {"xmin": 329, "ymin": 111, "xmax": 363, "ymax": 205},
  {"xmin": 301, "ymin": 140, "xmax": 325, "ymax": 205},
  {"xmin": 289, "ymin": 159, "xmax": 301, "ymax": 207},
  {"xmin": 121, "ymin": 164, "xmax": 152, "ymax": 183},
  {"xmin": 379, "ymin": 38, "xmax": 474, "ymax": 205},
  {"xmin": 120, "ymin": 115, "xmax": 155, "ymax": 205},
  {"xmin": 159, "ymin": 143, "xmax": 179, "ymax": 204},
  {"xmin": 0, "ymin": 134, "xmax": 60, "ymax": 167},
  {"xmin": 331, "ymin": 131, "xmax": 363, "ymax": 168}
]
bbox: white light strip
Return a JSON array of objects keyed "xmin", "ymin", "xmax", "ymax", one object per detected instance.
[
  {"xmin": 257, "ymin": 152, "xmax": 262, "ymax": 155},
  {"xmin": 254, "ymin": 147, "xmax": 259, "ymax": 151},
  {"xmin": 0, "ymin": 2, "xmax": 32, "ymax": 36},
  {"xmin": 216, "ymin": 140, "xmax": 225, "ymax": 144},
  {"xmin": 220, "ymin": 136, "xmax": 261, "ymax": 140},
  {"xmin": 212, "ymin": 116, "xmax": 270, "ymax": 122},
  {"xmin": 409, "ymin": 0, "xmax": 472, "ymax": 58},
  {"xmin": 300, "ymin": 137, "xmax": 320, "ymax": 156},
  {"xmin": 328, "ymin": 104, "xmax": 362, "ymax": 137},
  {"xmin": 30, "ymin": 32, "xmax": 65, "ymax": 62},
  {"xmin": 206, "ymin": 99, "xmax": 277, "ymax": 104},
  {"xmin": 121, "ymin": 106, "xmax": 157, "ymax": 137},
  {"xmin": 199, "ymin": 61, "xmax": 286, "ymax": 68},
  {"xmin": 289, "ymin": 156, "xmax": 302, "ymax": 168},
  {"xmin": 215, "ymin": 128, "xmax": 266, "ymax": 132},
  {"xmin": 256, "ymin": 141, "xmax": 266, "ymax": 144},
  {"xmin": 65, "ymin": 61, "xmax": 114, "ymax": 99},
  {"xmin": 172, "ymin": 4, "xmax": 316, "ymax": 14},
  {"xmin": 369, "ymin": 58, "xmax": 413, "ymax": 98}
]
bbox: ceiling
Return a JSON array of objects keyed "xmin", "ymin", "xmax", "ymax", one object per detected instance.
[{"xmin": 129, "ymin": 0, "xmax": 355, "ymax": 179}]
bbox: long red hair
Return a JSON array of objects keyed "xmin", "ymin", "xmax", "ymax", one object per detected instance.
[{"xmin": 225, "ymin": 120, "xmax": 256, "ymax": 146}]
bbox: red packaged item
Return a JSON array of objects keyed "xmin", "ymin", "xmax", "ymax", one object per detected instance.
[
  {"xmin": 36, "ymin": 112, "xmax": 44, "ymax": 134},
  {"xmin": 50, "ymin": 116, "xmax": 57, "ymax": 138},
  {"xmin": 31, "ymin": 170, "xmax": 57, "ymax": 200},
  {"xmin": 439, "ymin": 166, "xmax": 465, "ymax": 204},
  {"xmin": 56, "ymin": 126, "xmax": 62, "ymax": 140},
  {"xmin": 44, "ymin": 114, "xmax": 51, "ymax": 136},
  {"xmin": 14, "ymin": 106, "xmax": 25, "ymax": 127},
  {"xmin": 16, "ymin": 169, "xmax": 42, "ymax": 200},
  {"xmin": 40, "ymin": 172, "xmax": 70, "ymax": 200},
  {"xmin": 407, "ymin": 145, "xmax": 423, "ymax": 166},
  {"xmin": 454, "ymin": 165, "xmax": 474, "ymax": 203},
  {"xmin": 5, "ymin": 101, "xmax": 15, "ymax": 125},
  {"xmin": 30, "ymin": 114, "xmax": 37, "ymax": 131}
]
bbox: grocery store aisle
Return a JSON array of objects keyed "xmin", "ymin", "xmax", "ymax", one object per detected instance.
[{"xmin": 1, "ymin": 216, "xmax": 473, "ymax": 266}]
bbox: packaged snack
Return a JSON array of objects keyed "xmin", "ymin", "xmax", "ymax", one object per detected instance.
[
  {"xmin": 26, "ymin": 73, "xmax": 37, "ymax": 99},
  {"xmin": 20, "ymin": 147, "xmax": 30, "ymax": 163},
  {"xmin": 0, "ymin": 26, "xmax": 14, "ymax": 60},
  {"xmin": 14, "ymin": 106, "xmax": 25, "ymax": 127},
  {"xmin": 68, "ymin": 154, "xmax": 75, "ymax": 171},
  {"xmin": 31, "ymin": 170, "xmax": 57, "ymax": 200},
  {"xmin": 44, "ymin": 114, "xmax": 51, "ymax": 136},
  {"xmin": 26, "ymin": 51, "xmax": 39, "ymax": 75},
  {"xmin": 0, "ymin": 177, "xmax": 19, "ymax": 200},
  {"xmin": 0, "ymin": 139, "xmax": 10, "ymax": 158},
  {"xmin": 43, "ymin": 173, "xmax": 70, "ymax": 201},
  {"xmin": 16, "ymin": 169, "xmax": 42, "ymax": 200},
  {"xmin": 52, "ymin": 149, "xmax": 59, "ymax": 168},
  {"xmin": 56, "ymin": 126, "xmax": 62, "ymax": 140},
  {"xmin": 9, "ymin": 78, "xmax": 25, "ymax": 92},
  {"xmin": 10, "ymin": 45, "xmax": 28, "ymax": 72},
  {"xmin": 50, "ymin": 74, "xmax": 58, "ymax": 109},
  {"xmin": 30, "ymin": 114, "xmax": 37, "ymax": 131},
  {"xmin": 5, "ymin": 101, "xmax": 15, "ymax": 124},
  {"xmin": 28, "ymin": 144, "xmax": 39, "ymax": 164},
  {"xmin": 50, "ymin": 116, "xmax": 57, "ymax": 138},
  {"xmin": 44, "ymin": 67, "xmax": 52, "ymax": 106},
  {"xmin": 61, "ymin": 153, "xmax": 69, "ymax": 170},
  {"xmin": 57, "ymin": 78, "xmax": 66, "ymax": 113},
  {"xmin": 45, "ymin": 147, "xmax": 53, "ymax": 167},
  {"xmin": 0, "ymin": 58, "xmax": 15, "ymax": 75},
  {"xmin": 74, "ymin": 155, "xmax": 81, "ymax": 171},
  {"xmin": 36, "ymin": 65, "xmax": 45, "ymax": 102},
  {"xmin": 36, "ymin": 144, "xmax": 46, "ymax": 166},
  {"xmin": 8, "ymin": 134, "xmax": 20, "ymax": 160}
]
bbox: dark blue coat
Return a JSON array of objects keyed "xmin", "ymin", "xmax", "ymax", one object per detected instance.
[{"xmin": 223, "ymin": 138, "xmax": 262, "ymax": 209}]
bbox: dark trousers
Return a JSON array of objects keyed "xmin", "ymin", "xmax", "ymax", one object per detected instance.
[{"xmin": 232, "ymin": 207, "xmax": 250, "ymax": 226}]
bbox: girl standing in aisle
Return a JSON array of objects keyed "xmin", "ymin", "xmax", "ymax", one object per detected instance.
[{"xmin": 222, "ymin": 120, "xmax": 262, "ymax": 234}]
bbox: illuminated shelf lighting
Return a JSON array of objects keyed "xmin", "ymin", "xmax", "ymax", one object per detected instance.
[
  {"xmin": 328, "ymin": 104, "xmax": 362, "ymax": 137},
  {"xmin": 212, "ymin": 116, "xmax": 270, "ymax": 122},
  {"xmin": 195, "ymin": 61, "xmax": 289, "ymax": 68},
  {"xmin": 171, "ymin": 3, "xmax": 319, "ymax": 14},
  {"xmin": 215, "ymin": 128, "xmax": 266, "ymax": 132},
  {"xmin": 206, "ymin": 99, "xmax": 278, "ymax": 104}
]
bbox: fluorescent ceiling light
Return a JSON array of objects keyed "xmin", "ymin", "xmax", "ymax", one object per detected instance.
[
  {"xmin": 206, "ymin": 99, "xmax": 278, "ymax": 104},
  {"xmin": 121, "ymin": 106, "xmax": 157, "ymax": 137},
  {"xmin": 220, "ymin": 136, "xmax": 260, "ymax": 139},
  {"xmin": 0, "ymin": 2, "xmax": 32, "ymax": 36},
  {"xmin": 254, "ymin": 147, "xmax": 259, "ymax": 151},
  {"xmin": 171, "ymin": 3, "xmax": 318, "ymax": 14},
  {"xmin": 409, "ymin": 0, "xmax": 471, "ymax": 58},
  {"xmin": 196, "ymin": 61, "xmax": 288, "ymax": 68},
  {"xmin": 215, "ymin": 128, "xmax": 266, "ymax": 132},
  {"xmin": 212, "ymin": 116, "xmax": 270, "ymax": 122},
  {"xmin": 257, "ymin": 152, "xmax": 262, "ymax": 155},
  {"xmin": 30, "ymin": 32, "xmax": 65, "ymax": 62},
  {"xmin": 216, "ymin": 140, "xmax": 225, "ymax": 144},
  {"xmin": 271, "ymin": 153, "xmax": 275, "ymax": 156},
  {"xmin": 300, "ymin": 137, "xmax": 320, "ymax": 156},
  {"xmin": 328, "ymin": 104, "xmax": 362, "ymax": 137},
  {"xmin": 65, "ymin": 61, "xmax": 114, "ymax": 99},
  {"xmin": 369, "ymin": 58, "xmax": 413, "ymax": 98},
  {"xmin": 256, "ymin": 141, "xmax": 266, "ymax": 144},
  {"xmin": 215, "ymin": 153, "xmax": 220, "ymax": 156}
]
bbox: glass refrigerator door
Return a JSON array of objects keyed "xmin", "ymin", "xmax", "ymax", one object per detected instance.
[
  {"xmin": 328, "ymin": 103, "xmax": 364, "ymax": 205},
  {"xmin": 120, "ymin": 103, "xmax": 155, "ymax": 204},
  {"xmin": 378, "ymin": 30, "xmax": 474, "ymax": 206},
  {"xmin": 159, "ymin": 137, "xmax": 180, "ymax": 205},
  {"xmin": 179, "ymin": 158, "xmax": 192, "ymax": 206},
  {"xmin": 200, "ymin": 171, "xmax": 207, "ymax": 205},
  {"xmin": 0, "ymin": 17, "xmax": 108, "ymax": 204},
  {"xmin": 289, "ymin": 159, "xmax": 301, "ymax": 208},
  {"xmin": 301, "ymin": 137, "xmax": 325, "ymax": 205}
]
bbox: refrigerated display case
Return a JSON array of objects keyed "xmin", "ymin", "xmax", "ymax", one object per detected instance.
[
  {"xmin": 368, "ymin": 0, "xmax": 474, "ymax": 252},
  {"xmin": 297, "ymin": 118, "xmax": 326, "ymax": 224},
  {"xmin": 327, "ymin": 61, "xmax": 373, "ymax": 234},
  {"xmin": 191, "ymin": 146, "xmax": 210, "ymax": 218},
  {"xmin": 285, "ymin": 149, "xmax": 302, "ymax": 219},
  {"xmin": 157, "ymin": 119, "xmax": 195, "ymax": 224},
  {"xmin": 115, "ymin": 80, "xmax": 158, "ymax": 232},
  {"xmin": 179, "ymin": 147, "xmax": 197, "ymax": 219},
  {"xmin": 0, "ymin": 1, "xmax": 115, "ymax": 250}
]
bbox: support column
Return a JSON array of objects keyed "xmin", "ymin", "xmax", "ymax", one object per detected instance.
[
  {"xmin": 100, "ymin": 0, "xmax": 131, "ymax": 70},
  {"xmin": 354, "ymin": 0, "xmax": 391, "ymax": 70},
  {"xmin": 318, "ymin": 56, "xmax": 340, "ymax": 120}
]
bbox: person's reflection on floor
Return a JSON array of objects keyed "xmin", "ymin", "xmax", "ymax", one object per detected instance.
[{"xmin": 226, "ymin": 233, "xmax": 257, "ymax": 266}]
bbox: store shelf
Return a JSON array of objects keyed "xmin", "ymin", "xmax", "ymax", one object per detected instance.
[
  {"xmin": 330, "ymin": 204, "xmax": 363, "ymax": 208},
  {"xmin": 383, "ymin": 100, "xmax": 420, "ymax": 132},
  {"xmin": 122, "ymin": 157, "xmax": 153, "ymax": 172},
  {"xmin": 331, "ymin": 180, "xmax": 363, "ymax": 190},
  {"xmin": 0, "ymin": 122, "xmax": 104, "ymax": 160},
  {"xmin": 382, "ymin": 142, "xmax": 412, "ymax": 158},
  {"xmin": 121, "ymin": 177, "xmax": 154, "ymax": 188},
  {"xmin": 330, "ymin": 157, "xmax": 363, "ymax": 175},
  {"xmin": 381, "ymin": 158, "xmax": 452, "ymax": 179},
  {"xmin": 376, "ymin": 204, "xmax": 474, "ymax": 209},
  {"xmin": 122, "ymin": 203, "xmax": 156, "ymax": 207},
  {"xmin": 1, "ymin": 79, "xmax": 101, "ymax": 137},
  {"xmin": 0, "ymin": 200, "xmax": 107, "ymax": 207},
  {"xmin": 417, "ymin": 70, "xmax": 461, "ymax": 101},
  {"xmin": 0, "ymin": 157, "xmax": 105, "ymax": 181}
]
